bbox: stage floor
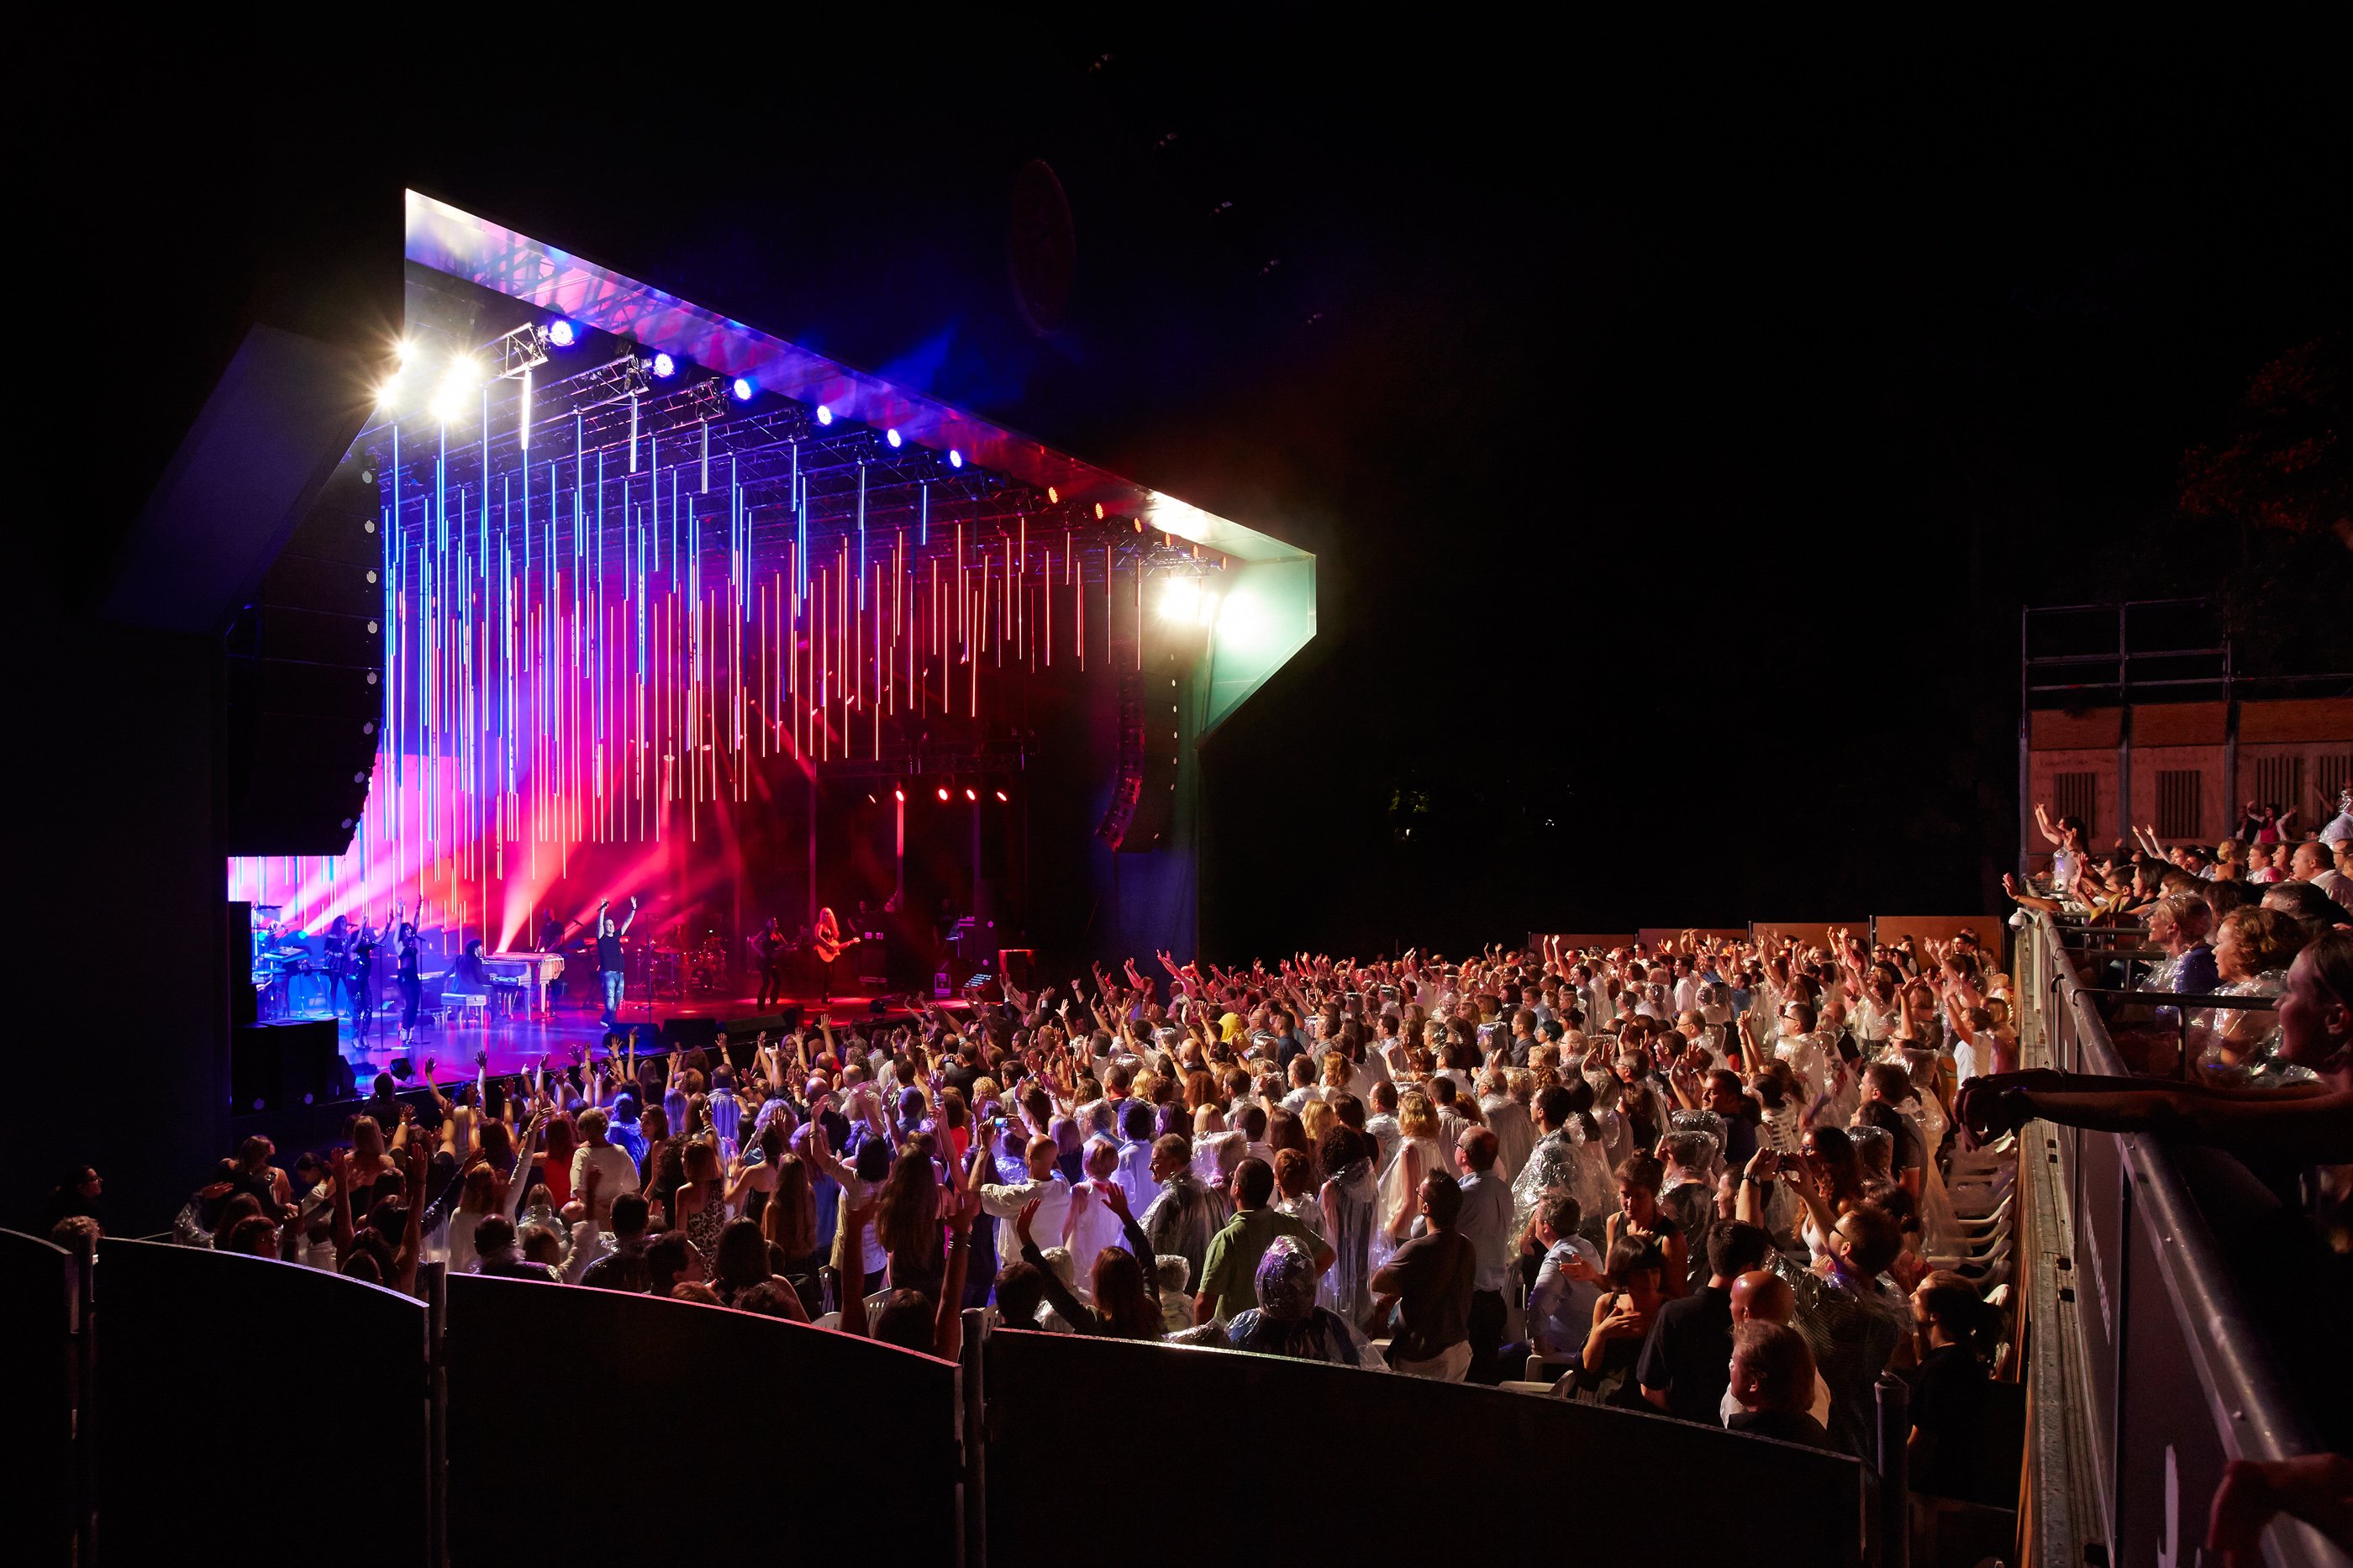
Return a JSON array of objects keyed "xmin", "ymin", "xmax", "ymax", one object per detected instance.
[{"xmin": 296, "ymin": 984, "xmax": 950, "ymax": 1081}]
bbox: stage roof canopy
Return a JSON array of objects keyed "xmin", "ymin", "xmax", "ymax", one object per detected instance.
[{"xmin": 404, "ymin": 191, "xmax": 1313, "ymax": 734}]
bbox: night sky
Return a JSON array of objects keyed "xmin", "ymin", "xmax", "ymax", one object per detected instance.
[{"xmin": 50, "ymin": 35, "xmax": 2353, "ymax": 958}]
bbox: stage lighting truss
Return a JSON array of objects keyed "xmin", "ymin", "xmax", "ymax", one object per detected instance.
[
  {"xmin": 367, "ymin": 327, "xmax": 1221, "ymax": 596},
  {"xmin": 566, "ymin": 351, "xmax": 654, "ymax": 411},
  {"xmin": 485, "ymin": 322, "xmax": 553, "ymax": 383},
  {"xmin": 684, "ymin": 376, "xmax": 735, "ymax": 422}
]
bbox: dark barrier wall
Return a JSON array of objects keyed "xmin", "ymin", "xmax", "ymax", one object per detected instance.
[
  {"xmin": 94, "ymin": 1239, "xmax": 429, "ymax": 1566},
  {"xmin": 982, "ymin": 1329, "xmax": 1862, "ymax": 1567},
  {"xmin": 3, "ymin": 1230, "xmax": 77, "ymax": 1564},
  {"xmin": 444, "ymin": 1275, "xmax": 963, "ymax": 1565}
]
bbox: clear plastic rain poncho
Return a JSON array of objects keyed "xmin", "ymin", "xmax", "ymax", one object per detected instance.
[{"xmin": 1223, "ymin": 1237, "xmax": 1386, "ymax": 1370}]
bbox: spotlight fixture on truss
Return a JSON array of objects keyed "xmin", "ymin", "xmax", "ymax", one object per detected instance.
[
  {"xmin": 484, "ymin": 321, "xmax": 552, "ymax": 382},
  {"xmin": 565, "ymin": 352, "xmax": 653, "ymax": 412},
  {"xmin": 684, "ymin": 377, "xmax": 734, "ymax": 421}
]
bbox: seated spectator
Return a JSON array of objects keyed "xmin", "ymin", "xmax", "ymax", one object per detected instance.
[
  {"xmin": 1569, "ymin": 1234, "xmax": 1669, "ymax": 1408},
  {"xmin": 1524, "ymin": 1190, "xmax": 1604, "ymax": 1366},
  {"xmin": 1222, "ymin": 1237, "xmax": 1384, "ymax": 1369},
  {"xmin": 578, "ymin": 1192, "xmax": 652, "ymax": 1292},
  {"xmin": 1727, "ymin": 1320, "xmax": 1836, "ymax": 1449}
]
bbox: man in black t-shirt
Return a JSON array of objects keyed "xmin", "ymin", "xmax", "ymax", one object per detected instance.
[
  {"xmin": 1371, "ymin": 1170, "xmax": 1477, "ymax": 1380},
  {"xmin": 595, "ymin": 896, "xmax": 638, "ymax": 1029},
  {"xmin": 1637, "ymin": 1220, "xmax": 1773, "ymax": 1423}
]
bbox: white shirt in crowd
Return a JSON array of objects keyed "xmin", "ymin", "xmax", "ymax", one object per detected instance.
[
  {"xmin": 571, "ymin": 1141, "xmax": 641, "ymax": 1218},
  {"xmin": 980, "ymin": 1170, "xmax": 1072, "ymax": 1244}
]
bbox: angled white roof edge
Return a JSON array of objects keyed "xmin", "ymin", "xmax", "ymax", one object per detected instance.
[{"xmin": 403, "ymin": 190, "xmax": 1310, "ymax": 568}]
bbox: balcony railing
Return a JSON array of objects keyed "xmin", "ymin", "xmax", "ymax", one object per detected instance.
[{"xmin": 2014, "ymin": 911, "xmax": 2341, "ymax": 1568}]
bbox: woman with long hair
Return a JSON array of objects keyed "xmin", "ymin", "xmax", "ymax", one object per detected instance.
[
  {"xmin": 874, "ymin": 1148, "xmax": 945, "ymax": 1299},
  {"xmin": 1372, "ymin": 1090, "xmax": 1446, "ymax": 1273},
  {"xmin": 346, "ymin": 1115, "xmax": 397, "ymax": 1212},
  {"xmin": 1316, "ymin": 1123, "xmax": 1377, "ymax": 1322},
  {"xmin": 671, "ymin": 1140, "xmax": 729, "ymax": 1264},
  {"xmin": 711, "ymin": 1217, "xmax": 805, "ymax": 1317},
  {"xmin": 1012, "ymin": 1185, "xmax": 1161, "ymax": 1339},
  {"xmin": 725, "ymin": 1120, "xmax": 789, "ymax": 1225},
  {"xmin": 538, "ymin": 1115, "xmax": 576, "ymax": 1211},
  {"xmin": 1603, "ymin": 1152, "xmax": 1688, "ymax": 1296},
  {"xmin": 1576, "ymin": 1234, "xmax": 1668, "ymax": 1408},
  {"xmin": 1787, "ymin": 1123, "xmax": 1869, "ymax": 1263},
  {"xmin": 761, "ymin": 1151, "xmax": 824, "ymax": 1316},
  {"xmin": 438, "ymin": 1162, "xmax": 503, "ymax": 1274}
]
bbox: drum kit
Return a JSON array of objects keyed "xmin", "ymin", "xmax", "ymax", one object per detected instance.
[
  {"xmin": 250, "ymin": 905, "xmax": 334, "ymax": 1019},
  {"xmin": 635, "ymin": 933, "xmax": 731, "ymax": 1000}
]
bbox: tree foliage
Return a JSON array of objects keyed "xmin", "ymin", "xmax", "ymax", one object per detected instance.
[{"xmin": 2179, "ymin": 334, "xmax": 2350, "ymax": 549}]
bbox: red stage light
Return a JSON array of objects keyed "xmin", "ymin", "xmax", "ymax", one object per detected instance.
[
  {"xmin": 994, "ymin": 788, "xmax": 1008, "ymax": 802},
  {"xmin": 964, "ymin": 787, "xmax": 977, "ymax": 802},
  {"xmin": 936, "ymin": 786, "xmax": 950, "ymax": 801},
  {"xmin": 893, "ymin": 787, "xmax": 905, "ymax": 802}
]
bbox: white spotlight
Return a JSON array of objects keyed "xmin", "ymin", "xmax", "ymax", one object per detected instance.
[{"xmin": 1158, "ymin": 578, "xmax": 1200, "ymax": 622}]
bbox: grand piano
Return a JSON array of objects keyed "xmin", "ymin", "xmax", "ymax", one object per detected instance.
[{"xmin": 484, "ymin": 950, "xmax": 567, "ymax": 1016}]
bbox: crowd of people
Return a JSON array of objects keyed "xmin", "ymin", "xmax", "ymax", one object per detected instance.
[
  {"xmin": 2007, "ymin": 791, "xmax": 2353, "ymax": 1086},
  {"xmin": 43, "ymin": 922, "xmax": 2121, "ymax": 1518}
]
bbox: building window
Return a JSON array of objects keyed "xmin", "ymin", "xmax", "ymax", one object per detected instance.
[
  {"xmin": 2251, "ymin": 756, "xmax": 2303, "ymax": 822},
  {"xmin": 2316, "ymin": 752, "xmax": 2351, "ymax": 818},
  {"xmin": 2156, "ymin": 770, "xmax": 2202, "ymax": 840},
  {"xmin": 2053, "ymin": 772, "xmax": 2098, "ymax": 841}
]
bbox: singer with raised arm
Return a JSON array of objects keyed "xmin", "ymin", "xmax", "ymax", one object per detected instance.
[{"xmin": 595, "ymin": 895, "xmax": 639, "ymax": 1029}]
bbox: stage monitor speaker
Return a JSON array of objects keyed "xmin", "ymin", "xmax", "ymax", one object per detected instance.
[
  {"xmin": 661, "ymin": 1017, "xmax": 720, "ymax": 1054},
  {"xmin": 720, "ymin": 1013, "xmax": 791, "ymax": 1037},
  {"xmin": 232, "ymin": 1018, "xmax": 345, "ymax": 1110},
  {"xmin": 230, "ymin": 1023, "xmax": 279, "ymax": 1110},
  {"xmin": 228, "ymin": 901, "xmax": 258, "ymax": 1029},
  {"xmin": 224, "ymin": 448, "xmax": 386, "ymax": 857}
]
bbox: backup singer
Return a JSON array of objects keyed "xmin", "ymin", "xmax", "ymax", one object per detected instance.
[
  {"xmin": 324, "ymin": 915, "xmax": 352, "ymax": 1016},
  {"xmin": 394, "ymin": 904, "xmax": 423, "ymax": 1046},
  {"xmin": 347, "ymin": 913, "xmax": 380, "ymax": 1041},
  {"xmin": 753, "ymin": 916, "xmax": 791, "ymax": 1009}
]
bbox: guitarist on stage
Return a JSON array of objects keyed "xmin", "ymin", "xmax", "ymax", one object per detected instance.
[
  {"xmin": 752, "ymin": 917, "xmax": 792, "ymax": 1009},
  {"xmin": 812, "ymin": 906, "xmax": 848, "ymax": 1002}
]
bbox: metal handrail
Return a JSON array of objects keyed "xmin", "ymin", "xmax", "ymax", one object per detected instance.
[{"xmin": 2021, "ymin": 912, "xmax": 2340, "ymax": 1568}]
